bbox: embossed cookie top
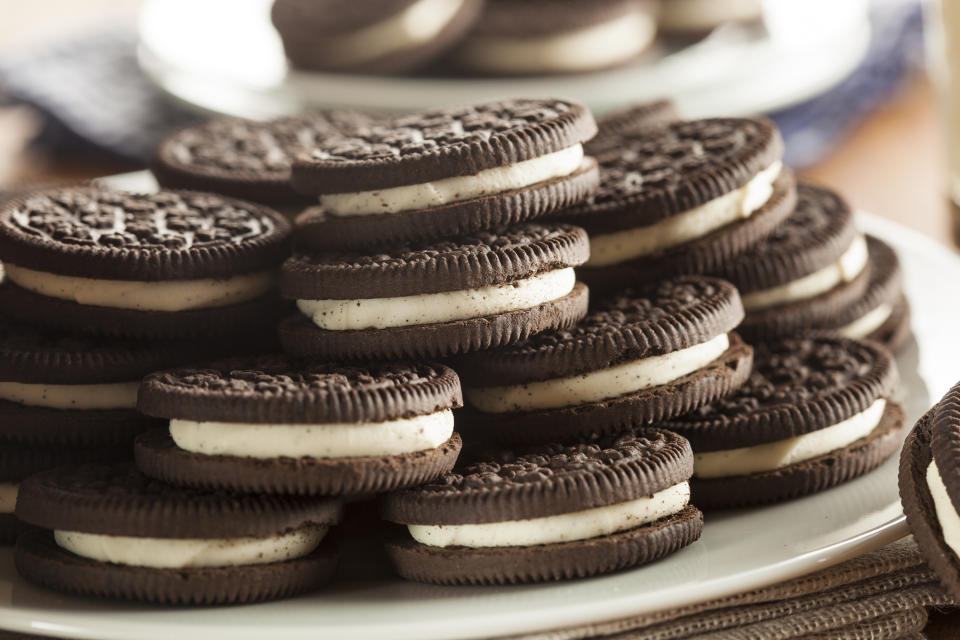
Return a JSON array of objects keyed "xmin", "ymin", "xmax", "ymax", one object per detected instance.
[
  {"xmin": 291, "ymin": 98, "xmax": 597, "ymax": 193},
  {"xmin": 562, "ymin": 118, "xmax": 782, "ymax": 229},
  {"xmin": 16, "ymin": 463, "xmax": 341, "ymax": 538},
  {"xmin": 0, "ymin": 187, "xmax": 291, "ymax": 280},
  {"xmin": 461, "ymin": 276, "xmax": 743, "ymax": 385},
  {"xmin": 281, "ymin": 223, "xmax": 589, "ymax": 299},
  {"xmin": 713, "ymin": 183, "xmax": 858, "ymax": 293},
  {"xmin": 383, "ymin": 429, "xmax": 693, "ymax": 523},
  {"xmin": 153, "ymin": 112, "xmax": 378, "ymax": 204},
  {"xmin": 664, "ymin": 337, "xmax": 897, "ymax": 449},
  {"xmin": 0, "ymin": 315, "xmax": 226, "ymax": 385},
  {"xmin": 139, "ymin": 355, "xmax": 462, "ymax": 424}
]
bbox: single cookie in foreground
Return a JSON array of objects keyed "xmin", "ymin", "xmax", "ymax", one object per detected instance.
[
  {"xmin": 900, "ymin": 383, "xmax": 960, "ymax": 602},
  {"xmin": 279, "ymin": 224, "xmax": 590, "ymax": 361},
  {"xmin": 151, "ymin": 111, "xmax": 377, "ymax": 209},
  {"xmin": 453, "ymin": 0, "xmax": 658, "ymax": 75},
  {"xmin": 382, "ymin": 429, "xmax": 702, "ymax": 585},
  {"xmin": 711, "ymin": 183, "xmax": 871, "ymax": 341},
  {"xmin": 558, "ymin": 118, "xmax": 792, "ymax": 291},
  {"xmin": 665, "ymin": 337, "xmax": 904, "ymax": 509},
  {"xmin": 135, "ymin": 357, "xmax": 463, "ymax": 495},
  {"xmin": 15, "ymin": 464, "xmax": 341, "ymax": 604},
  {"xmin": 586, "ymin": 99, "xmax": 681, "ymax": 159},
  {"xmin": 809, "ymin": 236, "xmax": 910, "ymax": 352},
  {"xmin": 291, "ymin": 98, "xmax": 599, "ymax": 251},
  {"xmin": 456, "ymin": 276, "xmax": 752, "ymax": 447},
  {"xmin": 0, "ymin": 188, "xmax": 292, "ymax": 339},
  {"xmin": 272, "ymin": 0, "xmax": 483, "ymax": 73}
]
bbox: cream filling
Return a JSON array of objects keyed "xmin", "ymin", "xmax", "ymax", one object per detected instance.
[
  {"xmin": 0, "ymin": 483, "xmax": 17, "ymax": 514},
  {"xmin": 170, "ymin": 409, "xmax": 454, "ymax": 459},
  {"xmin": 837, "ymin": 303, "xmax": 894, "ymax": 339},
  {"xmin": 659, "ymin": 0, "xmax": 762, "ymax": 31},
  {"xmin": 4, "ymin": 263, "xmax": 273, "ymax": 312},
  {"xmin": 467, "ymin": 333, "xmax": 730, "ymax": 413},
  {"xmin": 315, "ymin": 0, "xmax": 464, "ymax": 67},
  {"xmin": 408, "ymin": 482, "xmax": 689, "ymax": 548},
  {"xmin": 319, "ymin": 145, "xmax": 584, "ymax": 216},
  {"xmin": 298, "ymin": 267, "xmax": 576, "ymax": 330},
  {"xmin": 927, "ymin": 460, "xmax": 960, "ymax": 561},
  {"xmin": 587, "ymin": 162, "xmax": 781, "ymax": 267},
  {"xmin": 0, "ymin": 381, "xmax": 139, "ymax": 410},
  {"xmin": 694, "ymin": 399, "xmax": 886, "ymax": 479},
  {"xmin": 54, "ymin": 525, "xmax": 327, "ymax": 569},
  {"xmin": 740, "ymin": 235, "xmax": 870, "ymax": 311},
  {"xmin": 455, "ymin": 11, "xmax": 656, "ymax": 74}
]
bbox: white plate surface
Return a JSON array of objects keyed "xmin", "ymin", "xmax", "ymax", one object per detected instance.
[
  {"xmin": 0, "ymin": 186, "xmax": 955, "ymax": 640},
  {"xmin": 137, "ymin": 0, "xmax": 871, "ymax": 119}
]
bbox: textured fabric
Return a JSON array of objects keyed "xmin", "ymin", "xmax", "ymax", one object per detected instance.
[{"xmin": 503, "ymin": 537, "xmax": 952, "ymax": 640}]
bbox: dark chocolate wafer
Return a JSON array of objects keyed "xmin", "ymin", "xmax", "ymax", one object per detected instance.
[{"xmin": 586, "ymin": 99, "xmax": 681, "ymax": 159}]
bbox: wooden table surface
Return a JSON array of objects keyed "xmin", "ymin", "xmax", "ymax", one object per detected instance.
[{"xmin": 2, "ymin": 4, "xmax": 960, "ymax": 637}]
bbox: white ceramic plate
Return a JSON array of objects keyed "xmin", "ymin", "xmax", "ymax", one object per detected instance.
[
  {"xmin": 137, "ymin": 0, "xmax": 871, "ymax": 119},
  {"xmin": 0, "ymin": 177, "xmax": 954, "ymax": 639}
]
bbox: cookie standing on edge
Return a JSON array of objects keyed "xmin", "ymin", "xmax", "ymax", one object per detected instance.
[
  {"xmin": 271, "ymin": 0, "xmax": 484, "ymax": 73},
  {"xmin": 0, "ymin": 188, "xmax": 291, "ymax": 339},
  {"xmin": 279, "ymin": 224, "xmax": 590, "ymax": 361},
  {"xmin": 452, "ymin": 0, "xmax": 658, "ymax": 75},
  {"xmin": 809, "ymin": 236, "xmax": 911, "ymax": 352},
  {"xmin": 665, "ymin": 337, "xmax": 904, "ymax": 509},
  {"xmin": 457, "ymin": 276, "xmax": 752, "ymax": 447},
  {"xmin": 382, "ymin": 430, "xmax": 702, "ymax": 585},
  {"xmin": 15, "ymin": 464, "xmax": 341, "ymax": 604},
  {"xmin": 135, "ymin": 358, "xmax": 463, "ymax": 495},
  {"xmin": 713, "ymin": 183, "xmax": 870, "ymax": 341},
  {"xmin": 558, "ymin": 118, "xmax": 794, "ymax": 291},
  {"xmin": 151, "ymin": 111, "xmax": 377, "ymax": 209},
  {"xmin": 291, "ymin": 98, "xmax": 599, "ymax": 251},
  {"xmin": 900, "ymin": 383, "xmax": 960, "ymax": 602}
]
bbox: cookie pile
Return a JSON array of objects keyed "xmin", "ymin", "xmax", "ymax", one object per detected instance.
[
  {"xmin": 268, "ymin": 0, "xmax": 762, "ymax": 77},
  {"xmin": 2, "ymin": 96, "xmax": 912, "ymax": 604}
]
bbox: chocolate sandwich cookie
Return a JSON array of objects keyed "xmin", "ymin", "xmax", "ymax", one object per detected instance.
[
  {"xmin": 664, "ymin": 337, "xmax": 904, "ymax": 509},
  {"xmin": 279, "ymin": 223, "xmax": 590, "ymax": 361},
  {"xmin": 272, "ymin": 0, "xmax": 483, "ymax": 74},
  {"xmin": 809, "ymin": 236, "xmax": 911, "ymax": 352},
  {"xmin": 586, "ymin": 99, "xmax": 681, "ymax": 159},
  {"xmin": 456, "ymin": 276, "xmax": 752, "ymax": 447},
  {"xmin": 383, "ymin": 429, "xmax": 702, "ymax": 585},
  {"xmin": 0, "ymin": 187, "xmax": 291, "ymax": 339},
  {"xmin": 712, "ymin": 183, "xmax": 871, "ymax": 341},
  {"xmin": 292, "ymin": 98, "xmax": 599, "ymax": 251},
  {"xmin": 15, "ymin": 464, "xmax": 341, "ymax": 604},
  {"xmin": 658, "ymin": 0, "xmax": 763, "ymax": 35},
  {"xmin": 152, "ymin": 111, "xmax": 376, "ymax": 209},
  {"xmin": 900, "ymin": 383, "xmax": 960, "ymax": 602},
  {"xmin": 453, "ymin": 0, "xmax": 658, "ymax": 75},
  {"xmin": 135, "ymin": 357, "xmax": 463, "ymax": 495},
  {"xmin": 558, "ymin": 118, "xmax": 793, "ymax": 292}
]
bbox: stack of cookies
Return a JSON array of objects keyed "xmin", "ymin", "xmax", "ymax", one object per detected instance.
[{"xmin": 3, "ymin": 96, "xmax": 914, "ymax": 602}]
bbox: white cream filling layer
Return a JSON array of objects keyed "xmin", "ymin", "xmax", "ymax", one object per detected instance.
[
  {"xmin": 0, "ymin": 483, "xmax": 17, "ymax": 514},
  {"xmin": 298, "ymin": 267, "xmax": 575, "ymax": 331},
  {"xmin": 694, "ymin": 399, "xmax": 886, "ymax": 479},
  {"xmin": 170, "ymin": 409, "xmax": 454, "ymax": 459},
  {"xmin": 0, "ymin": 381, "xmax": 139, "ymax": 410},
  {"xmin": 4, "ymin": 263, "xmax": 273, "ymax": 312},
  {"xmin": 660, "ymin": 0, "xmax": 762, "ymax": 31},
  {"xmin": 587, "ymin": 162, "xmax": 781, "ymax": 268},
  {"xmin": 467, "ymin": 333, "xmax": 730, "ymax": 413},
  {"xmin": 927, "ymin": 460, "xmax": 960, "ymax": 561},
  {"xmin": 456, "ymin": 11, "xmax": 656, "ymax": 74},
  {"xmin": 408, "ymin": 482, "xmax": 689, "ymax": 548},
  {"xmin": 54, "ymin": 525, "xmax": 327, "ymax": 569},
  {"xmin": 837, "ymin": 303, "xmax": 894, "ymax": 339},
  {"xmin": 320, "ymin": 145, "xmax": 584, "ymax": 216},
  {"xmin": 740, "ymin": 235, "xmax": 870, "ymax": 311},
  {"xmin": 316, "ymin": 0, "xmax": 464, "ymax": 67}
]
